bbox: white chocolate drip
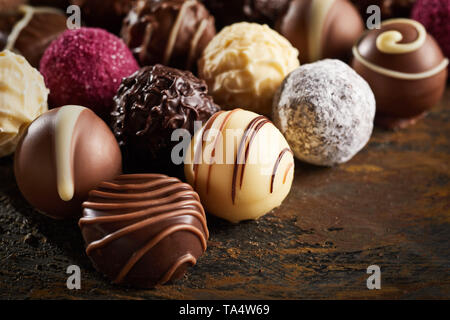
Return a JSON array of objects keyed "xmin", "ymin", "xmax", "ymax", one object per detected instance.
[
  {"xmin": 376, "ymin": 19, "xmax": 427, "ymax": 54},
  {"xmin": 6, "ymin": 5, "xmax": 64, "ymax": 52},
  {"xmin": 308, "ymin": 0, "xmax": 335, "ymax": 62},
  {"xmin": 55, "ymin": 105, "xmax": 86, "ymax": 202}
]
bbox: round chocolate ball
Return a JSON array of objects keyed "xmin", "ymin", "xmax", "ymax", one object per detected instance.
[
  {"xmin": 273, "ymin": 59, "xmax": 375, "ymax": 166},
  {"xmin": 121, "ymin": 0, "xmax": 216, "ymax": 72},
  {"xmin": 70, "ymin": 0, "xmax": 133, "ymax": 34},
  {"xmin": 111, "ymin": 64, "xmax": 220, "ymax": 174},
  {"xmin": 14, "ymin": 106, "xmax": 122, "ymax": 219},
  {"xmin": 352, "ymin": 18, "xmax": 448, "ymax": 129},
  {"xmin": 79, "ymin": 173, "xmax": 209, "ymax": 288},
  {"xmin": 276, "ymin": 0, "xmax": 364, "ymax": 63},
  {"xmin": 184, "ymin": 109, "xmax": 295, "ymax": 223},
  {"xmin": 40, "ymin": 27, "xmax": 139, "ymax": 121}
]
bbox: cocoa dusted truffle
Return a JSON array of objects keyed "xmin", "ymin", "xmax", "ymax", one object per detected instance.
[
  {"xmin": 121, "ymin": 0, "xmax": 216, "ymax": 72},
  {"xmin": 111, "ymin": 64, "xmax": 220, "ymax": 174},
  {"xmin": 79, "ymin": 173, "xmax": 209, "ymax": 288},
  {"xmin": 70, "ymin": 0, "xmax": 133, "ymax": 34},
  {"xmin": 276, "ymin": 0, "xmax": 364, "ymax": 63},
  {"xmin": 2, "ymin": 5, "xmax": 67, "ymax": 68},
  {"xmin": 352, "ymin": 18, "xmax": 448, "ymax": 129},
  {"xmin": 14, "ymin": 106, "xmax": 122, "ymax": 220}
]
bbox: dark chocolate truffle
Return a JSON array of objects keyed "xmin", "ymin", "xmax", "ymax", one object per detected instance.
[
  {"xmin": 121, "ymin": 0, "xmax": 216, "ymax": 72},
  {"xmin": 352, "ymin": 18, "xmax": 448, "ymax": 129},
  {"xmin": 351, "ymin": 0, "xmax": 416, "ymax": 20},
  {"xmin": 79, "ymin": 173, "xmax": 209, "ymax": 288},
  {"xmin": 2, "ymin": 5, "xmax": 67, "ymax": 68},
  {"xmin": 14, "ymin": 106, "xmax": 122, "ymax": 219},
  {"xmin": 70, "ymin": 0, "xmax": 133, "ymax": 34},
  {"xmin": 111, "ymin": 64, "xmax": 220, "ymax": 174},
  {"xmin": 202, "ymin": 0, "xmax": 290, "ymax": 30},
  {"xmin": 276, "ymin": 0, "xmax": 364, "ymax": 63}
]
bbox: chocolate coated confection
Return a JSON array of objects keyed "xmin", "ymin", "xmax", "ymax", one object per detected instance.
[
  {"xmin": 121, "ymin": 0, "xmax": 216, "ymax": 71},
  {"xmin": 202, "ymin": 0, "xmax": 290, "ymax": 29},
  {"xmin": 111, "ymin": 64, "xmax": 220, "ymax": 174},
  {"xmin": 79, "ymin": 174, "xmax": 208, "ymax": 288},
  {"xmin": 14, "ymin": 106, "xmax": 122, "ymax": 219},
  {"xmin": 276, "ymin": 0, "xmax": 364, "ymax": 63},
  {"xmin": 184, "ymin": 109, "xmax": 295, "ymax": 223},
  {"xmin": 70, "ymin": 0, "xmax": 133, "ymax": 34},
  {"xmin": 352, "ymin": 18, "xmax": 448, "ymax": 129},
  {"xmin": 351, "ymin": 0, "xmax": 416, "ymax": 19},
  {"xmin": 3, "ymin": 5, "xmax": 67, "ymax": 67}
]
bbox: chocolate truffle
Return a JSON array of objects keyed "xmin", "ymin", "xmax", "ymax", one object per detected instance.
[
  {"xmin": 198, "ymin": 22, "xmax": 299, "ymax": 116},
  {"xmin": 121, "ymin": 0, "xmax": 215, "ymax": 72},
  {"xmin": 351, "ymin": 0, "xmax": 416, "ymax": 19},
  {"xmin": 273, "ymin": 59, "xmax": 375, "ymax": 166},
  {"xmin": 14, "ymin": 105, "xmax": 122, "ymax": 219},
  {"xmin": 79, "ymin": 173, "xmax": 208, "ymax": 288},
  {"xmin": 276, "ymin": 0, "xmax": 364, "ymax": 63},
  {"xmin": 412, "ymin": 0, "xmax": 450, "ymax": 70},
  {"xmin": 352, "ymin": 18, "xmax": 448, "ymax": 129},
  {"xmin": 70, "ymin": 0, "xmax": 133, "ymax": 34},
  {"xmin": 2, "ymin": 5, "xmax": 67, "ymax": 68},
  {"xmin": 184, "ymin": 109, "xmax": 295, "ymax": 223},
  {"xmin": 0, "ymin": 50, "xmax": 48, "ymax": 157},
  {"xmin": 201, "ymin": 0, "xmax": 290, "ymax": 29},
  {"xmin": 40, "ymin": 27, "xmax": 139, "ymax": 121},
  {"xmin": 111, "ymin": 64, "xmax": 220, "ymax": 174}
]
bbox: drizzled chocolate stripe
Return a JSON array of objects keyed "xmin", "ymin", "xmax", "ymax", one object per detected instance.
[
  {"xmin": 271, "ymin": 148, "xmax": 294, "ymax": 193},
  {"xmin": 79, "ymin": 174, "xmax": 208, "ymax": 287}
]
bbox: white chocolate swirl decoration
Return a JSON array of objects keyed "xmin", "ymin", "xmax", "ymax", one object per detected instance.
[
  {"xmin": 54, "ymin": 105, "xmax": 86, "ymax": 201},
  {"xmin": 376, "ymin": 19, "xmax": 427, "ymax": 54},
  {"xmin": 79, "ymin": 174, "xmax": 208, "ymax": 286}
]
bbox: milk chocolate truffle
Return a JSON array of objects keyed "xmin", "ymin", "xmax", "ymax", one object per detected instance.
[
  {"xmin": 2, "ymin": 5, "xmax": 67, "ymax": 68},
  {"xmin": 198, "ymin": 22, "xmax": 299, "ymax": 116},
  {"xmin": 273, "ymin": 60, "xmax": 375, "ymax": 166},
  {"xmin": 70, "ymin": 0, "xmax": 133, "ymax": 34},
  {"xmin": 14, "ymin": 106, "xmax": 122, "ymax": 219},
  {"xmin": 185, "ymin": 109, "xmax": 295, "ymax": 223},
  {"xmin": 111, "ymin": 64, "xmax": 220, "ymax": 174},
  {"xmin": 201, "ymin": 0, "xmax": 290, "ymax": 29},
  {"xmin": 0, "ymin": 50, "xmax": 48, "ymax": 157},
  {"xmin": 121, "ymin": 0, "xmax": 216, "ymax": 72},
  {"xmin": 276, "ymin": 0, "xmax": 364, "ymax": 63},
  {"xmin": 79, "ymin": 174, "xmax": 208, "ymax": 288},
  {"xmin": 352, "ymin": 18, "xmax": 448, "ymax": 129}
]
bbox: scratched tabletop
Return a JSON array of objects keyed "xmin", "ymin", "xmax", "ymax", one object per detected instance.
[{"xmin": 0, "ymin": 88, "xmax": 449, "ymax": 300}]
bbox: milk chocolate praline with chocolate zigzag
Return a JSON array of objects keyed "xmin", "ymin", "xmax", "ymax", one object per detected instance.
[
  {"xmin": 352, "ymin": 18, "xmax": 448, "ymax": 129},
  {"xmin": 121, "ymin": 0, "xmax": 216, "ymax": 72},
  {"xmin": 79, "ymin": 174, "xmax": 209, "ymax": 288}
]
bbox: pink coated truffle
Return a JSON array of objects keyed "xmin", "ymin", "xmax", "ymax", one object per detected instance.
[
  {"xmin": 411, "ymin": 0, "xmax": 450, "ymax": 66},
  {"xmin": 40, "ymin": 27, "xmax": 139, "ymax": 121}
]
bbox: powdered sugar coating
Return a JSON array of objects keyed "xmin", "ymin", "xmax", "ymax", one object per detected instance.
[
  {"xmin": 273, "ymin": 59, "xmax": 375, "ymax": 166},
  {"xmin": 40, "ymin": 27, "xmax": 139, "ymax": 120}
]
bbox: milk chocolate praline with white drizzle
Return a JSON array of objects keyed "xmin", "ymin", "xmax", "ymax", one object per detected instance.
[
  {"xmin": 121, "ymin": 0, "xmax": 216, "ymax": 71},
  {"xmin": 14, "ymin": 106, "xmax": 122, "ymax": 219},
  {"xmin": 352, "ymin": 18, "xmax": 448, "ymax": 129},
  {"xmin": 79, "ymin": 174, "xmax": 209, "ymax": 288}
]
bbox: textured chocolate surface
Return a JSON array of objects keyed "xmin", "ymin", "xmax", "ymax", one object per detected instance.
[
  {"xmin": 121, "ymin": 0, "xmax": 216, "ymax": 71},
  {"xmin": 79, "ymin": 173, "xmax": 208, "ymax": 288},
  {"xmin": 14, "ymin": 107, "xmax": 122, "ymax": 220},
  {"xmin": 111, "ymin": 64, "xmax": 220, "ymax": 174},
  {"xmin": 202, "ymin": 0, "xmax": 290, "ymax": 29}
]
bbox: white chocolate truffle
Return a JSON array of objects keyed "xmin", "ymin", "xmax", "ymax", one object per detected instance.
[
  {"xmin": 0, "ymin": 50, "xmax": 49, "ymax": 157},
  {"xmin": 198, "ymin": 22, "xmax": 300, "ymax": 116},
  {"xmin": 273, "ymin": 59, "xmax": 375, "ymax": 166},
  {"xmin": 184, "ymin": 109, "xmax": 295, "ymax": 223}
]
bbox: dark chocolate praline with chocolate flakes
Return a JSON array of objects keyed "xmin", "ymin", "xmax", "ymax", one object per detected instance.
[{"xmin": 111, "ymin": 64, "xmax": 220, "ymax": 175}]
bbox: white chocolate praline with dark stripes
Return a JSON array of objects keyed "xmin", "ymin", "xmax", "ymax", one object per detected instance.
[
  {"xmin": 184, "ymin": 109, "xmax": 295, "ymax": 223},
  {"xmin": 79, "ymin": 174, "xmax": 209, "ymax": 288}
]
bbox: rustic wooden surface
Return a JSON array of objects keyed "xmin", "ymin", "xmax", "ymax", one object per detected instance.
[{"xmin": 0, "ymin": 88, "xmax": 449, "ymax": 300}]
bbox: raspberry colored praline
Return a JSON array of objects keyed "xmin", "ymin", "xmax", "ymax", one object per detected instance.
[{"xmin": 40, "ymin": 27, "xmax": 139, "ymax": 121}]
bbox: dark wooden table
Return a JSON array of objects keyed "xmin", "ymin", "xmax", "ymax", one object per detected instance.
[{"xmin": 1, "ymin": 88, "xmax": 449, "ymax": 300}]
